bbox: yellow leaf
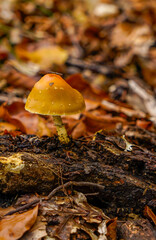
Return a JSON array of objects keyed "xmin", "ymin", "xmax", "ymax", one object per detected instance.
[{"xmin": 16, "ymin": 46, "xmax": 68, "ymax": 70}]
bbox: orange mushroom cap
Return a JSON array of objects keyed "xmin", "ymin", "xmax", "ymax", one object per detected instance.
[{"xmin": 25, "ymin": 74, "xmax": 86, "ymax": 115}]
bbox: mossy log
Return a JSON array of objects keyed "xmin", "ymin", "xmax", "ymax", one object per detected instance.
[{"xmin": 0, "ymin": 127, "xmax": 156, "ymax": 217}]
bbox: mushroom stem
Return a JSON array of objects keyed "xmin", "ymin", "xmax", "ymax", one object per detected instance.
[{"xmin": 52, "ymin": 115, "xmax": 70, "ymax": 144}]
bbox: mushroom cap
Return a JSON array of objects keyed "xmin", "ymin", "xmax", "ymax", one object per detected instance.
[{"xmin": 25, "ymin": 74, "xmax": 86, "ymax": 115}]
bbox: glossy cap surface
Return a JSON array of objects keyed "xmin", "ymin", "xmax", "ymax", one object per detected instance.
[{"xmin": 25, "ymin": 74, "xmax": 85, "ymax": 115}]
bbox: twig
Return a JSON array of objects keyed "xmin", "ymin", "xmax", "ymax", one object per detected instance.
[
  {"xmin": 85, "ymin": 192, "xmax": 99, "ymax": 196},
  {"xmin": 4, "ymin": 181, "xmax": 105, "ymax": 216},
  {"xmin": 66, "ymin": 58, "xmax": 112, "ymax": 74},
  {"xmin": 5, "ymin": 199, "xmax": 40, "ymax": 216},
  {"xmin": 47, "ymin": 181, "xmax": 105, "ymax": 199}
]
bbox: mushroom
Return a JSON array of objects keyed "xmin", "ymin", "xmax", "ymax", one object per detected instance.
[{"xmin": 25, "ymin": 74, "xmax": 85, "ymax": 144}]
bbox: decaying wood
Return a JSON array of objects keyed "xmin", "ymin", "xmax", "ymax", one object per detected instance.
[
  {"xmin": 118, "ymin": 219, "xmax": 156, "ymax": 240},
  {"xmin": 0, "ymin": 127, "xmax": 156, "ymax": 217}
]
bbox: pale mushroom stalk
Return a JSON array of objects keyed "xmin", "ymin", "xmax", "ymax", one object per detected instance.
[{"xmin": 53, "ymin": 115, "xmax": 69, "ymax": 144}]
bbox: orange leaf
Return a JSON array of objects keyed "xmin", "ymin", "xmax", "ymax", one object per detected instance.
[
  {"xmin": 0, "ymin": 207, "xmax": 15, "ymax": 218},
  {"xmin": 106, "ymin": 218, "xmax": 117, "ymax": 240},
  {"xmin": 71, "ymin": 120, "xmax": 87, "ymax": 139},
  {"xmin": 83, "ymin": 112, "xmax": 126, "ymax": 132},
  {"xmin": 66, "ymin": 73, "xmax": 107, "ymax": 101},
  {"xmin": 144, "ymin": 206, "xmax": 156, "ymax": 225},
  {"xmin": 0, "ymin": 104, "xmax": 26, "ymax": 133},
  {"xmin": 136, "ymin": 120, "xmax": 153, "ymax": 130},
  {"xmin": 0, "ymin": 205, "xmax": 38, "ymax": 240},
  {"xmin": 0, "ymin": 122, "xmax": 17, "ymax": 133},
  {"xmin": 0, "ymin": 102, "xmax": 39, "ymax": 135}
]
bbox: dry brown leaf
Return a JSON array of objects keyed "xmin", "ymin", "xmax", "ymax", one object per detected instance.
[
  {"xmin": 0, "ymin": 205, "xmax": 38, "ymax": 240},
  {"xmin": 114, "ymin": 49, "xmax": 134, "ymax": 67},
  {"xmin": 106, "ymin": 218, "xmax": 117, "ymax": 240},
  {"xmin": 0, "ymin": 104, "xmax": 26, "ymax": 133},
  {"xmin": 8, "ymin": 59, "xmax": 40, "ymax": 77},
  {"xmin": 0, "ymin": 122, "xmax": 17, "ymax": 134},
  {"xmin": 85, "ymin": 99, "xmax": 101, "ymax": 111},
  {"xmin": 0, "ymin": 207, "xmax": 15, "ymax": 218},
  {"xmin": 64, "ymin": 116, "xmax": 85, "ymax": 137},
  {"xmin": 111, "ymin": 23, "xmax": 153, "ymax": 56},
  {"xmin": 71, "ymin": 120, "xmax": 87, "ymax": 139},
  {"xmin": 83, "ymin": 112, "xmax": 126, "ymax": 132},
  {"xmin": 101, "ymin": 100, "xmax": 146, "ymax": 118},
  {"xmin": 36, "ymin": 116, "xmax": 52, "ymax": 137},
  {"xmin": 0, "ymin": 68, "xmax": 37, "ymax": 90},
  {"xmin": 140, "ymin": 59, "xmax": 156, "ymax": 88},
  {"xmin": 136, "ymin": 120, "xmax": 153, "ymax": 130},
  {"xmin": 144, "ymin": 206, "xmax": 156, "ymax": 225},
  {"xmin": 41, "ymin": 191, "xmax": 109, "ymax": 240},
  {"xmin": 128, "ymin": 80, "xmax": 156, "ymax": 118},
  {"xmin": 4, "ymin": 102, "xmax": 40, "ymax": 135},
  {"xmin": 0, "ymin": 102, "xmax": 51, "ymax": 136},
  {"xmin": 20, "ymin": 216, "xmax": 47, "ymax": 240},
  {"xmin": 66, "ymin": 73, "xmax": 107, "ymax": 101}
]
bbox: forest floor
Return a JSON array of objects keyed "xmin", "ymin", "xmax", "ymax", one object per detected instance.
[{"xmin": 0, "ymin": 0, "xmax": 156, "ymax": 239}]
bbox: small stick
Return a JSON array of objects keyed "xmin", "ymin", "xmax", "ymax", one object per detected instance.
[
  {"xmin": 47, "ymin": 181, "xmax": 105, "ymax": 200},
  {"xmin": 66, "ymin": 58, "xmax": 112, "ymax": 75},
  {"xmin": 5, "ymin": 199, "xmax": 40, "ymax": 216},
  {"xmin": 4, "ymin": 181, "xmax": 105, "ymax": 216},
  {"xmin": 85, "ymin": 192, "xmax": 99, "ymax": 196}
]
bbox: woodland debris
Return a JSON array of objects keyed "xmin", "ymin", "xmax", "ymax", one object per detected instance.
[
  {"xmin": 0, "ymin": 130, "xmax": 155, "ymax": 218},
  {"xmin": 118, "ymin": 219, "xmax": 156, "ymax": 240}
]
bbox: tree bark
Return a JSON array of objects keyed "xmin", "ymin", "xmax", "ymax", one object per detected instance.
[{"xmin": 0, "ymin": 127, "xmax": 156, "ymax": 216}]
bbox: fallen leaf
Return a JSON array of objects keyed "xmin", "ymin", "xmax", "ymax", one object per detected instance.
[
  {"xmin": 136, "ymin": 120, "xmax": 153, "ymax": 130},
  {"xmin": 83, "ymin": 112, "xmax": 126, "ymax": 132},
  {"xmin": 4, "ymin": 102, "xmax": 39, "ymax": 135},
  {"xmin": 85, "ymin": 99, "xmax": 101, "ymax": 111},
  {"xmin": 0, "ymin": 68, "xmax": 37, "ymax": 90},
  {"xmin": 8, "ymin": 59, "xmax": 40, "ymax": 76},
  {"xmin": 110, "ymin": 23, "xmax": 153, "ymax": 56},
  {"xmin": 0, "ymin": 122, "xmax": 17, "ymax": 133},
  {"xmin": 144, "ymin": 206, "xmax": 156, "ymax": 225},
  {"xmin": 0, "ymin": 207, "xmax": 15, "ymax": 218},
  {"xmin": 0, "ymin": 205, "xmax": 38, "ymax": 240},
  {"xmin": 98, "ymin": 220, "xmax": 108, "ymax": 240},
  {"xmin": 140, "ymin": 59, "xmax": 156, "ymax": 88},
  {"xmin": 106, "ymin": 218, "xmax": 117, "ymax": 240},
  {"xmin": 0, "ymin": 102, "xmax": 51, "ymax": 135},
  {"xmin": 101, "ymin": 100, "xmax": 146, "ymax": 118},
  {"xmin": 128, "ymin": 80, "xmax": 156, "ymax": 118},
  {"xmin": 66, "ymin": 73, "xmax": 107, "ymax": 101},
  {"xmin": 71, "ymin": 120, "xmax": 87, "ymax": 139},
  {"xmin": 41, "ymin": 191, "xmax": 109, "ymax": 240},
  {"xmin": 20, "ymin": 216, "xmax": 47, "ymax": 240},
  {"xmin": 36, "ymin": 116, "xmax": 52, "ymax": 137},
  {"xmin": 15, "ymin": 45, "xmax": 68, "ymax": 70},
  {"xmin": 0, "ymin": 104, "xmax": 26, "ymax": 133}
]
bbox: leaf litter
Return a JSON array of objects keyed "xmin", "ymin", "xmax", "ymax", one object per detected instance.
[{"xmin": 0, "ymin": 0, "xmax": 156, "ymax": 239}]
